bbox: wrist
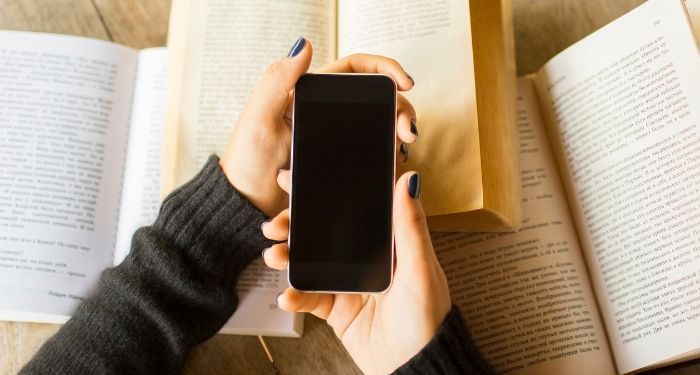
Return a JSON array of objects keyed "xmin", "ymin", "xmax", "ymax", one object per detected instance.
[
  {"xmin": 155, "ymin": 155, "xmax": 274, "ymax": 278},
  {"xmin": 219, "ymin": 158, "xmax": 285, "ymax": 217},
  {"xmin": 392, "ymin": 306, "xmax": 494, "ymax": 374}
]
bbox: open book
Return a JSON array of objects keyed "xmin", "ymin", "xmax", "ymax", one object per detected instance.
[
  {"xmin": 0, "ymin": 33, "xmax": 166, "ymax": 323},
  {"xmin": 0, "ymin": 31, "xmax": 300, "ymax": 337},
  {"xmin": 434, "ymin": 0, "xmax": 700, "ymax": 373},
  {"xmin": 162, "ymin": 0, "xmax": 520, "ymax": 232}
]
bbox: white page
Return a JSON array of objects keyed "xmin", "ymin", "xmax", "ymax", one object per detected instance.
[
  {"xmin": 433, "ymin": 78, "xmax": 615, "ymax": 375},
  {"xmin": 116, "ymin": 45, "xmax": 299, "ymax": 336},
  {"xmin": 534, "ymin": 0, "xmax": 700, "ymax": 372},
  {"xmin": 221, "ymin": 258, "xmax": 300, "ymax": 337},
  {"xmin": 0, "ymin": 31, "xmax": 137, "ymax": 321},
  {"xmin": 113, "ymin": 48, "xmax": 168, "ymax": 264}
]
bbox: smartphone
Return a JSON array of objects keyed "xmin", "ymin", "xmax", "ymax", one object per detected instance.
[{"xmin": 289, "ymin": 74, "xmax": 396, "ymax": 293}]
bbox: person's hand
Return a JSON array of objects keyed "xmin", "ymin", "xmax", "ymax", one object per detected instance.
[
  {"xmin": 220, "ymin": 37, "xmax": 418, "ymax": 217},
  {"xmin": 262, "ymin": 171, "xmax": 452, "ymax": 374}
]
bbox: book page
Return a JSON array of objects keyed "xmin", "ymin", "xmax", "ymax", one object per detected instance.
[
  {"xmin": 337, "ymin": 0, "xmax": 483, "ymax": 217},
  {"xmin": 0, "ymin": 31, "xmax": 137, "ymax": 321},
  {"xmin": 163, "ymin": 0, "xmax": 336, "ymax": 192},
  {"xmin": 432, "ymin": 78, "xmax": 614, "ymax": 375},
  {"xmin": 163, "ymin": 0, "xmax": 335, "ymax": 336},
  {"xmin": 221, "ymin": 258, "xmax": 301, "ymax": 337},
  {"xmin": 533, "ymin": 0, "xmax": 700, "ymax": 372},
  {"xmin": 111, "ymin": 46, "xmax": 299, "ymax": 336},
  {"xmin": 113, "ymin": 48, "xmax": 167, "ymax": 264}
]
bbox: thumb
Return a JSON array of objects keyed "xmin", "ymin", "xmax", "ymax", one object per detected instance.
[
  {"xmin": 394, "ymin": 172, "xmax": 432, "ymax": 270},
  {"xmin": 245, "ymin": 36, "xmax": 312, "ymax": 123}
]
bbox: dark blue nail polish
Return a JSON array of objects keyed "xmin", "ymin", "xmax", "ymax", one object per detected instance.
[
  {"xmin": 410, "ymin": 119, "xmax": 418, "ymax": 139},
  {"xmin": 400, "ymin": 143, "xmax": 408, "ymax": 163},
  {"xmin": 408, "ymin": 173, "xmax": 421, "ymax": 199},
  {"xmin": 287, "ymin": 36, "xmax": 305, "ymax": 57}
]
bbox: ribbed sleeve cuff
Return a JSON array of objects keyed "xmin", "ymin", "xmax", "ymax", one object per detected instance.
[
  {"xmin": 393, "ymin": 306, "xmax": 495, "ymax": 374},
  {"xmin": 20, "ymin": 155, "xmax": 276, "ymax": 374},
  {"xmin": 153, "ymin": 154, "xmax": 273, "ymax": 282}
]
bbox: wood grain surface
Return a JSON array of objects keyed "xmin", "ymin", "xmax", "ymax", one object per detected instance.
[{"xmin": 0, "ymin": 0, "xmax": 698, "ymax": 374}]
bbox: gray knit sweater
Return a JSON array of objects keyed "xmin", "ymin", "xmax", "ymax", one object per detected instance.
[{"xmin": 21, "ymin": 155, "xmax": 494, "ymax": 374}]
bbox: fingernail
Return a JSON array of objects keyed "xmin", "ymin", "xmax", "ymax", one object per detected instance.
[
  {"xmin": 406, "ymin": 73, "xmax": 415, "ymax": 85},
  {"xmin": 408, "ymin": 173, "xmax": 421, "ymax": 199},
  {"xmin": 287, "ymin": 36, "xmax": 305, "ymax": 58},
  {"xmin": 276, "ymin": 292, "xmax": 285, "ymax": 305},
  {"xmin": 410, "ymin": 119, "xmax": 418, "ymax": 140},
  {"xmin": 261, "ymin": 247, "xmax": 269, "ymax": 258},
  {"xmin": 400, "ymin": 143, "xmax": 408, "ymax": 163},
  {"xmin": 260, "ymin": 220, "xmax": 270, "ymax": 232}
]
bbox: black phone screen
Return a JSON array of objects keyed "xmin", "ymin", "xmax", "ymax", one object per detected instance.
[{"xmin": 289, "ymin": 74, "xmax": 396, "ymax": 292}]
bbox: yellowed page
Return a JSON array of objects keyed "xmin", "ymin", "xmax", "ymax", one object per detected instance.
[
  {"xmin": 533, "ymin": 0, "xmax": 700, "ymax": 372},
  {"xmin": 162, "ymin": 0, "xmax": 336, "ymax": 337},
  {"xmin": 160, "ymin": 0, "xmax": 192, "ymax": 198},
  {"xmin": 687, "ymin": 0, "xmax": 700, "ymax": 41},
  {"xmin": 164, "ymin": 0, "xmax": 336, "ymax": 190},
  {"xmin": 337, "ymin": 0, "xmax": 482, "ymax": 216},
  {"xmin": 432, "ymin": 78, "xmax": 614, "ymax": 375}
]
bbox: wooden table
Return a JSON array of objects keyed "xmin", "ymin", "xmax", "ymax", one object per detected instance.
[{"xmin": 0, "ymin": 1, "xmax": 699, "ymax": 374}]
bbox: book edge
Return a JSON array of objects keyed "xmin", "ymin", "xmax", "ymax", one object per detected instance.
[
  {"xmin": 426, "ymin": 0, "xmax": 520, "ymax": 231},
  {"xmin": 472, "ymin": 0, "xmax": 521, "ymax": 229}
]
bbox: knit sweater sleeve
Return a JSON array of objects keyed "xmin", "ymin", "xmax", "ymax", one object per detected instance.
[
  {"xmin": 393, "ymin": 305, "xmax": 496, "ymax": 375},
  {"xmin": 21, "ymin": 155, "xmax": 273, "ymax": 374}
]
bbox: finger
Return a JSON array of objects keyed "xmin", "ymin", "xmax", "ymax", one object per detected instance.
[
  {"xmin": 393, "ymin": 172, "xmax": 433, "ymax": 271},
  {"xmin": 277, "ymin": 288, "xmax": 335, "ymax": 320},
  {"xmin": 261, "ymin": 208, "xmax": 289, "ymax": 241},
  {"xmin": 316, "ymin": 53, "xmax": 414, "ymax": 91},
  {"xmin": 397, "ymin": 94, "xmax": 418, "ymax": 144},
  {"xmin": 243, "ymin": 36, "xmax": 313, "ymax": 125},
  {"xmin": 262, "ymin": 243, "xmax": 289, "ymax": 270},
  {"xmin": 277, "ymin": 169, "xmax": 291, "ymax": 194}
]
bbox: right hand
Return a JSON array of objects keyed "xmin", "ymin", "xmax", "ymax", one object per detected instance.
[
  {"xmin": 262, "ymin": 171, "xmax": 452, "ymax": 374},
  {"xmin": 219, "ymin": 38, "xmax": 417, "ymax": 218}
]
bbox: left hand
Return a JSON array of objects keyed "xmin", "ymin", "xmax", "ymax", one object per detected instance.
[
  {"xmin": 220, "ymin": 37, "xmax": 418, "ymax": 217},
  {"xmin": 261, "ymin": 170, "xmax": 452, "ymax": 374}
]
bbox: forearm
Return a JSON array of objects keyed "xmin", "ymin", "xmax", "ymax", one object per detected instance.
[
  {"xmin": 22, "ymin": 155, "xmax": 272, "ymax": 374},
  {"xmin": 393, "ymin": 305, "xmax": 495, "ymax": 375}
]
